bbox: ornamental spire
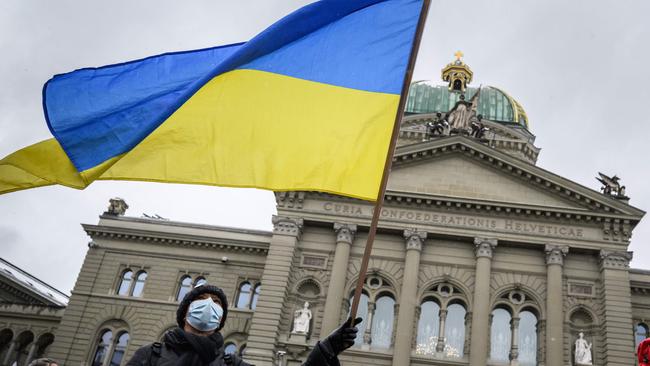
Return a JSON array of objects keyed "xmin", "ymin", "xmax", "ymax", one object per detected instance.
[{"xmin": 441, "ymin": 51, "xmax": 473, "ymax": 94}]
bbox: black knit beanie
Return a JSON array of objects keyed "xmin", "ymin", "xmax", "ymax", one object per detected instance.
[{"xmin": 176, "ymin": 284, "xmax": 229, "ymax": 331}]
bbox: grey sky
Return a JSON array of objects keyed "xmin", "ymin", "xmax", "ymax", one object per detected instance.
[{"xmin": 0, "ymin": 0, "xmax": 648, "ymax": 294}]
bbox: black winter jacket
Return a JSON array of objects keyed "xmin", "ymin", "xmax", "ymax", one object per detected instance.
[{"xmin": 126, "ymin": 328, "xmax": 340, "ymax": 366}]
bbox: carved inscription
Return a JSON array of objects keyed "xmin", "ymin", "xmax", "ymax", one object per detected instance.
[{"xmin": 322, "ymin": 202, "xmax": 587, "ymax": 239}]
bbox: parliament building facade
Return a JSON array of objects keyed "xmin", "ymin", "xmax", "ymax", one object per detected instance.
[{"xmin": 1, "ymin": 57, "xmax": 649, "ymax": 366}]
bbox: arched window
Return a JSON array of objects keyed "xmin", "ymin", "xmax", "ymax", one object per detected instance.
[
  {"xmin": 10, "ymin": 331, "xmax": 34, "ymax": 366},
  {"xmin": 236, "ymin": 282, "xmax": 252, "ymax": 309},
  {"xmin": 416, "ymin": 283, "xmax": 467, "ymax": 359},
  {"xmin": 445, "ymin": 303, "xmax": 466, "ymax": 357},
  {"xmin": 347, "ymin": 274, "xmax": 395, "ymax": 349},
  {"xmin": 518, "ymin": 310, "xmax": 537, "ymax": 365},
  {"xmin": 109, "ymin": 332, "xmax": 129, "ymax": 366},
  {"xmin": 0, "ymin": 329, "xmax": 13, "ymax": 358},
  {"xmin": 117, "ymin": 271, "xmax": 133, "ymax": 296},
  {"xmin": 224, "ymin": 343, "xmax": 237, "ymax": 355},
  {"xmin": 194, "ymin": 277, "xmax": 207, "ymax": 287},
  {"xmin": 117, "ymin": 269, "xmax": 147, "ymax": 297},
  {"xmin": 92, "ymin": 329, "xmax": 130, "ymax": 366},
  {"xmin": 636, "ymin": 322, "xmax": 649, "ymax": 349},
  {"xmin": 251, "ymin": 284, "xmax": 261, "ymax": 310},
  {"xmin": 92, "ymin": 330, "xmax": 113, "ymax": 366},
  {"xmin": 177, "ymin": 276, "xmax": 193, "ymax": 301},
  {"xmin": 239, "ymin": 344, "xmax": 247, "ymax": 357},
  {"xmin": 131, "ymin": 271, "xmax": 147, "ymax": 297},
  {"xmin": 490, "ymin": 308, "xmax": 512, "ymax": 362},
  {"xmin": 416, "ymin": 300, "xmax": 440, "ymax": 355},
  {"xmin": 30, "ymin": 333, "xmax": 55, "ymax": 362},
  {"xmin": 371, "ymin": 294, "xmax": 395, "ymax": 349}
]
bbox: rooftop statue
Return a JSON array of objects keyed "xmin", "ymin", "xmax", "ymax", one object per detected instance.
[
  {"xmin": 447, "ymin": 87, "xmax": 482, "ymax": 135},
  {"xmin": 596, "ymin": 172, "xmax": 628, "ymax": 199},
  {"xmin": 104, "ymin": 197, "xmax": 128, "ymax": 216}
]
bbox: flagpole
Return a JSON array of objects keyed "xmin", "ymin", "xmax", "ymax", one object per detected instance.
[{"xmin": 349, "ymin": 0, "xmax": 431, "ymax": 321}]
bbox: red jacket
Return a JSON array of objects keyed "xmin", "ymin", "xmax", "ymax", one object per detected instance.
[{"xmin": 639, "ymin": 338, "xmax": 650, "ymax": 365}]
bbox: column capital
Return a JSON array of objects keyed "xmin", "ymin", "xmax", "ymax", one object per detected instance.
[
  {"xmin": 599, "ymin": 250, "xmax": 633, "ymax": 270},
  {"xmin": 545, "ymin": 244, "xmax": 569, "ymax": 266},
  {"xmin": 272, "ymin": 215, "xmax": 303, "ymax": 236},
  {"xmin": 333, "ymin": 223, "xmax": 357, "ymax": 244},
  {"xmin": 403, "ymin": 229, "xmax": 427, "ymax": 251},
  {"xmin": 474, "ymin": 237, "xmax": 498, "ymax": 258}
]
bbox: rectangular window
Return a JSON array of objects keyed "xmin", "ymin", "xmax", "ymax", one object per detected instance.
[
  {"xmin": 568, "ymin": 281, "xmax": 595, "ymax": 297},
  {"xmin": 300, "ymin": 254, "xmax": 327, "ymax": 269}
]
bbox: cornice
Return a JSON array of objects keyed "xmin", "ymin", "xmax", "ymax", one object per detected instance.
[
  {"xmin": 392, "ymin": 136, "xmax": 645, "ymax": 219},
  {"xmin": 296, "ymin": 189, "xmax": 638, "ymax": 233},
  {"xmin": 0, "ymin": 281, "xmax": 43, "ymax": 305},
  {"xmin": 83, "ymin": 225, "xmax": 269, "ymax": 254}
]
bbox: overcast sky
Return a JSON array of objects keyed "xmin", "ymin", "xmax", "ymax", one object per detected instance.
[{"xmin": 1, "ymin": 0, "xmax": 649, "ymax": 295}]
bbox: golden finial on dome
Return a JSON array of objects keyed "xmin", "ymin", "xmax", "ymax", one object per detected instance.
[{"xmin": 441, "ymin": 51, "xmax": 473, "ymax": 93}]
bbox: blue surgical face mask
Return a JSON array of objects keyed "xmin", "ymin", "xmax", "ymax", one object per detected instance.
[{"xmin": 186, "ymin": 297, "xmax": 223, "ymax": 332}]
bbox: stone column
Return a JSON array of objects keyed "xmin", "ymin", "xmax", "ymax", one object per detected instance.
[
  {"xmin": 320, "ymin": 223, "xmax": 357, "ymax": 338},
  {"xmin": 509, "ymin": 316, "xmax": 520, "ymax": 363},
  {"xmin": 469, "ymin": 237, "xmax": 497, "ymax": 366},
  {"xmin": 392, "ymin": 229, "xmax": 426, "ymax": 366},
  {"xmin": 25, "ymin": 343, "xmax": 38, "ymax": 366},
  {"xmin": 599, "ymin": 250, "xmax": 635, "ymax": 366},
  {"xmin": 245, "ymin": 216, "xmax": 303, "ymax": 366},
  {"xmin": 545, "ymin": 244, "xmax": 568, "ymax": 366},
  {"xmin": 436, "ymin": 309, "xmax": 448, "ymax": 353},
  {"xmin": 1, "ymin": 341, "xmax": 17, "ymax": 366}
]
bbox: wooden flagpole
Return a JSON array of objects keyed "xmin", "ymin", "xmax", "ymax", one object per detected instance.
[{"xmin": 349, "ymin": 0, "xmax": 432, "ymax": 321}]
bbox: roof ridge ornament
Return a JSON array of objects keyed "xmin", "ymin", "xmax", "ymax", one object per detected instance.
[
  {"xmin": 596, "ymin": 172, "xmax": 629, "ymax": 202},
  {"xmin": 441, "ymin": 51, "xmax": 473, "ymax": 94}
]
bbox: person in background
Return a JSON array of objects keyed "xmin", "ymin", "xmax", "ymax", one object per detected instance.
[
  {"xmin": 27, "ymin": 358, "xmax": 59, "ymax": 366},
  {"xmin": 126, "ymin": 284, "xmax": 361, "ymax": 366}
]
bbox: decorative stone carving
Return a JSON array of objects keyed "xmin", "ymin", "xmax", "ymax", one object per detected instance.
[
  {"xmin": 333, "ymin": 223, "xmax": 357, "ymax": 244},
  {"xmin": 275, "ymin": 191, "xmax": 306, "ymax": 209},
  {"xmin": 272, "ymin": 215, "xmax": 303, "ymax": 236},
  {"xmin": 545, "ymin": 244, "xmax": 569, "ymax": 266},
  {"xmin": 104, "ymin": 197, "xmax": 128, "ymax": 216},
  {"xmin": 473, "ymin": 237, "xmax": 497, "ymax": 258},
  {"xmin": 603, "ymin": 219, "xmax": 631, "ymax": 242},
  {"xmin": 574, "ymin": 332, "xmax": 592, "ymax": 365},
  {"xmin": 599, "ymin": 250, "xmax": 633, "ymax": 269},
  {"xmin": 403, "ymin": 229, "xmax": 427, "ymax": 251},
  {"xmin": 292, "ymin": 301, "xmax": 312, "ymax": 334}
]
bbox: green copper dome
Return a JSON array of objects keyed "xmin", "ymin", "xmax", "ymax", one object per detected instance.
[{"xmin": 405, "ymin": 82, "xmax": 529, "ymax": 129}]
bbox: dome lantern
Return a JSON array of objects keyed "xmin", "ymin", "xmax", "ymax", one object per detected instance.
[{"xmin": 441, "ymin": 51, "xmax": 473, "ymax": 94}]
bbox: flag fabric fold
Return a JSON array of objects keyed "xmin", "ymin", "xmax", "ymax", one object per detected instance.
[{"xmin": 1, "ymin": 0, "xmax": 424, "ymax": 201}]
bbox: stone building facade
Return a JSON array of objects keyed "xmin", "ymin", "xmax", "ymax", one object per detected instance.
[
  {"xmin": 0, "ymin": 258, "xmax": 68, "ymax": 366},
  {"xmin": 3, "ymin": 56, "xmax": 650, "ymax": 366}
]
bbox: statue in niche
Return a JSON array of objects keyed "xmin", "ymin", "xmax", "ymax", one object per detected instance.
[
  {"xmin": 574, "ymin": 332, "xmax": 592, "ymax": 365},
  {"xmin": 292, "ymin": 301, "xmax": 312, "ymax": 334}
]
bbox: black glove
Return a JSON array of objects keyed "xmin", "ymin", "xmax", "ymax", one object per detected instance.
[{"xmin": 321, "ymin": 317, "xmax": 363, "ymax": 356}]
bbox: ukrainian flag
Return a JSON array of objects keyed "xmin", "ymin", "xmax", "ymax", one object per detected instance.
[{"xmin": 0, "ymin": 0, "xmax": 424, "ymax": 201}]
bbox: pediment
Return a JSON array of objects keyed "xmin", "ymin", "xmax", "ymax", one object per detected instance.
[
  {"xmin": 389, "ymin": 154, "xmax": 581, "ymax": 210},
  {"xmin": 390, "ymin": 136, "xmax": 645, "ymax": 218}
]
